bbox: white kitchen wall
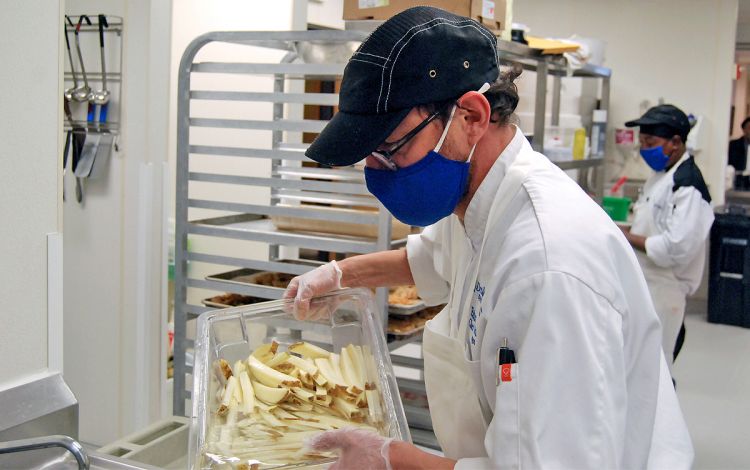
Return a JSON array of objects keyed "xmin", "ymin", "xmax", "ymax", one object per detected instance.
[
  {"xmin": 514, "ymin": 0, "xmax": 738, "ymax": 206},
  {"xmin": 0, "ymin": 0, "xmax": 63, "ymax": 389},
  {"xmin": 63, "ymin": 0, "xmax": 172, "ymax": 445}
]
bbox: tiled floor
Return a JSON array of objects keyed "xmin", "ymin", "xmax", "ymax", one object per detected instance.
[{"xmin": 673, "ymin": 302, "xmax": 750, "ymax": 469}]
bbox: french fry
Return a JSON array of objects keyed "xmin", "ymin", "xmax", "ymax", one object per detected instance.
[
  {"xmin": 284, "ymin": 354, "xmax": 319, "ymax": 376},
  {"xmin": 248, "ymin": 356, "xmax": 301, "ymax": 388},
  {"xmin": 238, "ymin": 372, "xmax": 255, "ymax": 414},
  {"xmin": 222, "ymin": 376, "xmax": 238, "ymax": 408},
  {"xmin": 219, "ymin": 359, "xmax": 233, "ymax": 380},
  {"xmin": 266, "ymin": 351, "xmax": 291, "ymax": 368},
  {"xmin": 288, "ymin": 341, "xmax": 330, "ymax": 359},
  {"xmin": 251, "ymin": 380, "xmax": 290, "ymax": 405},
  {"xmin": 251, "ymin": 341, "xmax": 279, "ymax": 363}
]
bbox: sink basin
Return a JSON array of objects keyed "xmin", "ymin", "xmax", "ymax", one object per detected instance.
[{"xmin": 0, "ymin": 448, "xmax": 159, "ymax": 469}]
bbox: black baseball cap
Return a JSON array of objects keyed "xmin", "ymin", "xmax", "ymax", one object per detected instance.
[
  {"xmin": 306, "ymin": 6, "xmax": 500, "ymax": 167},
  {"xmin": 625, "ymin": 104, "xmax": 691, "ymax": 142}
]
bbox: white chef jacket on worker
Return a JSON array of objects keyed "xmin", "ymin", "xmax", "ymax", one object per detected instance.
[
  {"xmin": 631, "ymin": 152, "xmax": 714, "ymax": 367},
  {"xmin": 406, "ymin": 126, "xmax": 694, "ymax": 469}
]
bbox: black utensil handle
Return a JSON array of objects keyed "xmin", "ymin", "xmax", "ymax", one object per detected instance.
[
  {"xmin": 63, "ymin": 130, "xmax": 72, "ymax": 169},
  {"xmin": 98, "ymin": 15, "xmax": 108, "ymax": 46},
  {"xmin": 64, "ymin": 19, "xmax": 71, "ymax": 50}
]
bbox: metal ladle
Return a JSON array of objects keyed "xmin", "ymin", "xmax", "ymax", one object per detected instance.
[
  {"xmin": 71, "ymin": 15, "xmax": 93, "ymax": 102},
  {"xmin": 63, "ymin": 16, "xmax": 78, "ymax": 102},
  {"xmin": 91, "ymin": 15, "xmax": 109, "ymax": 108}
]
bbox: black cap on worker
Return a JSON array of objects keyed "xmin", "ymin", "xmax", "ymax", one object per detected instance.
[
  {"xmin": 625, "ymin": 104, "xmax": 691, "ymax": 143},
  {"xmin": 305, "ymin": 6, "xmax": 500, "ymax": 167}
]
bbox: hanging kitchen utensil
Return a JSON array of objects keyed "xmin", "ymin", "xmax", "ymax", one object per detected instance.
[
  {"xmin": 63, "ymin": 16, "xmax": 79, "ymax": 103},
  {"xmin": 63, "ymin": 98, "xmax": 86, "ymax": 204},
  {"xmin": 93, "ymin": 15, "xmax": 110, "ymax": 127},
  {"xmin": 71, "ymin": 128, "xmax": 86, "ymax": 204},
  {"xmin": 71, "ymin": 15, "xmax": 92, "ymax": 103},
  {"xmin": 66, "ymin": 92, "xmax": 87, "ymax": 204},
  {"xmin": 75, "ymin": 132, "xmax": 99, "ymax": 181},
  {"xmin": 62, "ymin": 129, "xmax": 71, "ymax": 201},
  {"xmin": 88, "ymin": 132, "xmax": 114, "ymax": 180}
]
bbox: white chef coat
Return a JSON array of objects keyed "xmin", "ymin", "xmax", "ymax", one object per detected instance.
[
  {"xmin": 631, "ymin": 151, "xmax": 714, "ymax": 297},
  {"xmin": 407, "ymin": 126, "xmax": 694, "ymax": 469}
]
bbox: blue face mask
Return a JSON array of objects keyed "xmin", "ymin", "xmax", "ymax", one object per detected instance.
[
  {"xmin": 639, "ymin": 145, "xmax": 670, "ymax": 172},
  {"xmin": 365, "ymin": 105, "xmax": 474, "ymax": 227}
]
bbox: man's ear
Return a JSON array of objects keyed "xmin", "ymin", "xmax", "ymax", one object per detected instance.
[{"xmin": 457, "ymin": 91, "xmax": 491, "ymax": 145}]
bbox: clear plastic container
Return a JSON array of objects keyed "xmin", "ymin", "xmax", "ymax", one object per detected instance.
[{"xmin": 189, "ymin": 288, "xmax": 410, "ymax": 469}]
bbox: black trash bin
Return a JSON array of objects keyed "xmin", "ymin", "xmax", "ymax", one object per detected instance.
[{"xmin": 708, "ymin": 207, "xmax": 750, "ymax": 328}]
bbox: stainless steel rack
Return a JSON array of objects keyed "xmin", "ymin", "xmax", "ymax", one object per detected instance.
[{"xmin": 173, "ymin": 30, "xmax": 612, "ymax": 449}]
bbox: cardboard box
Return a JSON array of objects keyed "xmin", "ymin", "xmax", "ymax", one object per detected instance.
[{"xmin": 343, "ymin": 0, "xmax": 508, "ymax": 33}]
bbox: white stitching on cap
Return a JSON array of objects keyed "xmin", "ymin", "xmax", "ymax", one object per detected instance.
[
  {"xmin": 384, "ymin": 21, "xmax": 497, "ymax": 112},
  {"xmin": 355, "ymin": 51, "xmax": 390, "ymax": 61},
  {"xmin": 376, "ymin": 17, "xmax": 446, "ymax": 113},
  {"xmin": 350, "ymin": 58, "xmax": 386, "ymax": 68}
]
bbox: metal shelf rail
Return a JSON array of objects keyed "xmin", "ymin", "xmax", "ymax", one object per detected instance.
[{"xmin": 173, "ymin": 30, "xmax": 612, "ymax": 431}]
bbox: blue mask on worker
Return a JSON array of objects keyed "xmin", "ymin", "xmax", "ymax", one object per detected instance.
[
  {"xmin": 365, "ymin": 105, "xmax": 475, "ymax": 227},
  {"xmin": 640, "ymin": 145, "xmax": 670, "ymax": 172}
]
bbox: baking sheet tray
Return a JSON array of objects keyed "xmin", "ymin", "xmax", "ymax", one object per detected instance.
[{"xmin": 388, "ymin": 301, "xmax": 427, "ymax": 316}]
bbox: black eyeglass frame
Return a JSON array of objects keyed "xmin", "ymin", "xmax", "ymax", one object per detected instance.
[{"xmin": 369, "ymin": 107, "xmax": 447, "ymax": 171}]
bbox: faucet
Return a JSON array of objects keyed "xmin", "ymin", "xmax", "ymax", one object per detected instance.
[{"xmin": 0, "ymin": 435, "xmax": 90, "ymax": 469}]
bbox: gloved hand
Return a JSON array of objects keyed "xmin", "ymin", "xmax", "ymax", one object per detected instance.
[
  {"xmin": 305, "ymin": 427, "xmax": 394, "ymax": 470},
  {"xmin": 283, "ymin": 261, "xmax": 343, "ymax": 319}
]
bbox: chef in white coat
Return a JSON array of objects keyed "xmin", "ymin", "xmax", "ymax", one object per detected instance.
[
  {"xmin": 284, "ymin": 7, "xmax": 694, "ymax": 469},
  {"xmin": 621, "ymin": 105, "xmax": 714, "ymax": 373}
]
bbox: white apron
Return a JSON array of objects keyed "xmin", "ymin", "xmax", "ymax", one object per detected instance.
[
  {"xmin": 632, "ymin": 197, "xmax": 686, "ymax": 373},
  {"xmin": 422, "ymin": 147, "xmax": 531, "ymax": 460}
]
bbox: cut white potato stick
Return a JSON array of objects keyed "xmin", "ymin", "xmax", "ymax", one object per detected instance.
[
  {"xmin": 247, "ymin": 356, "xmax": 301, "ymax": 388},
  {"xmin": 280, "ymin": 401, "xmax": 314, "ymax": 412},
  {"xmin": 219, "ymin": 359, "xmax": 233, "ymax": 380},
  {"xmin": 265, "ymin": 351, "xmax": 290, "ymax": 368},
  {"xmin": 365, "ymin": 389, "xmax": 383, "ymax": 422},
  {"xmin": 253, "ymin": 400, "xmax": 276, "ymax": 413},
  {"xmin": 233, "ymin": 360, "xmax": 247, "ymax": 375},
  {"xmin": 258, "ymin": 409, "xmax": 286, "ymax": 428},
  {"xmin": 251, "ymin": 380, "xmax": 290, "ymax": 405},
  {"xmin": 251, "ymin": 341, "xmax": 279, "ymax": 363},
  {"xmin": 340, "ymin": 348, "xmax": 362, "ymax": 390},
  {"xmin": 288, "ymin": 341, "xmax": 330, "ymax": 359},
  {"xmin": 222, "ymin": 376, "xmax": 238, "ymax": 408},
  {"xmin": 332, "ymin": 396, "xmax": 362, "ymax": 420},
  {"xmin": 275, "ymin": 362, "xmax": 296, "ymax": 375},
  {"xmin": 312, "ymin": 371, "xmax": 328, "ymax": 389},
  {"xmin": 345, "ymin": 345, "xmax": 367, "ymax": 389},
  {"xmin": 284, "ymin": 355, "xmax": 319, "ymax": 376},
  {"xmin": 314, "ymin": 394, "xmax": 332, "ymax": 406},
  {"xmin": 238, "ymin": 371, "xmax": 255, "ymax": 414},
  {"xmin": 271, "ymin": 407, "xmax": 299, "ymax": 420},
  {"xmin": 328, "ymin": 353, "xmax": 347, "ymax": 385},
  {"xmin": 314, "ymin": 358, "xmax": 345, "ymax": 389},
  {"xmin": 290, "ymin": 387, "xmax": 315, "ymax": 402}
]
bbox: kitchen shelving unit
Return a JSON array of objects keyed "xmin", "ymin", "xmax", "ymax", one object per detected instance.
[{"xmin": 173, "ymin": 29, "xmax": 612, "ymax": 450}]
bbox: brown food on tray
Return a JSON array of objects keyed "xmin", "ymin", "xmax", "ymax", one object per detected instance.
[
  {"xmin": 251, "ymin": 271, "xmax": 295, "ymax": 288},
  {"xmin": 208, "ymin": 293, "xmax": 259, "ymax": 307},
  {"xmin": 387, "ymin": 305, "xmax": 444, "ymax": 334},
  {"xmin": 388, "ymin": 285, "xmax": 420, "ymax": 305}
]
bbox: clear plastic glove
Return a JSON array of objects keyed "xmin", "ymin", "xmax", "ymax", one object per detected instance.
[
  {"xmin": 283, "ymin": 261, "xmax": 343, "ymax": 319},
  {"xmin": 305, "ymin": 427, "xmax": 393, "ymax": 470}
]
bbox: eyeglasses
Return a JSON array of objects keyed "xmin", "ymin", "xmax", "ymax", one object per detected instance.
[{"xmin": 370, "ymin": 108, "xmax": 443, "ymax": 171}]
